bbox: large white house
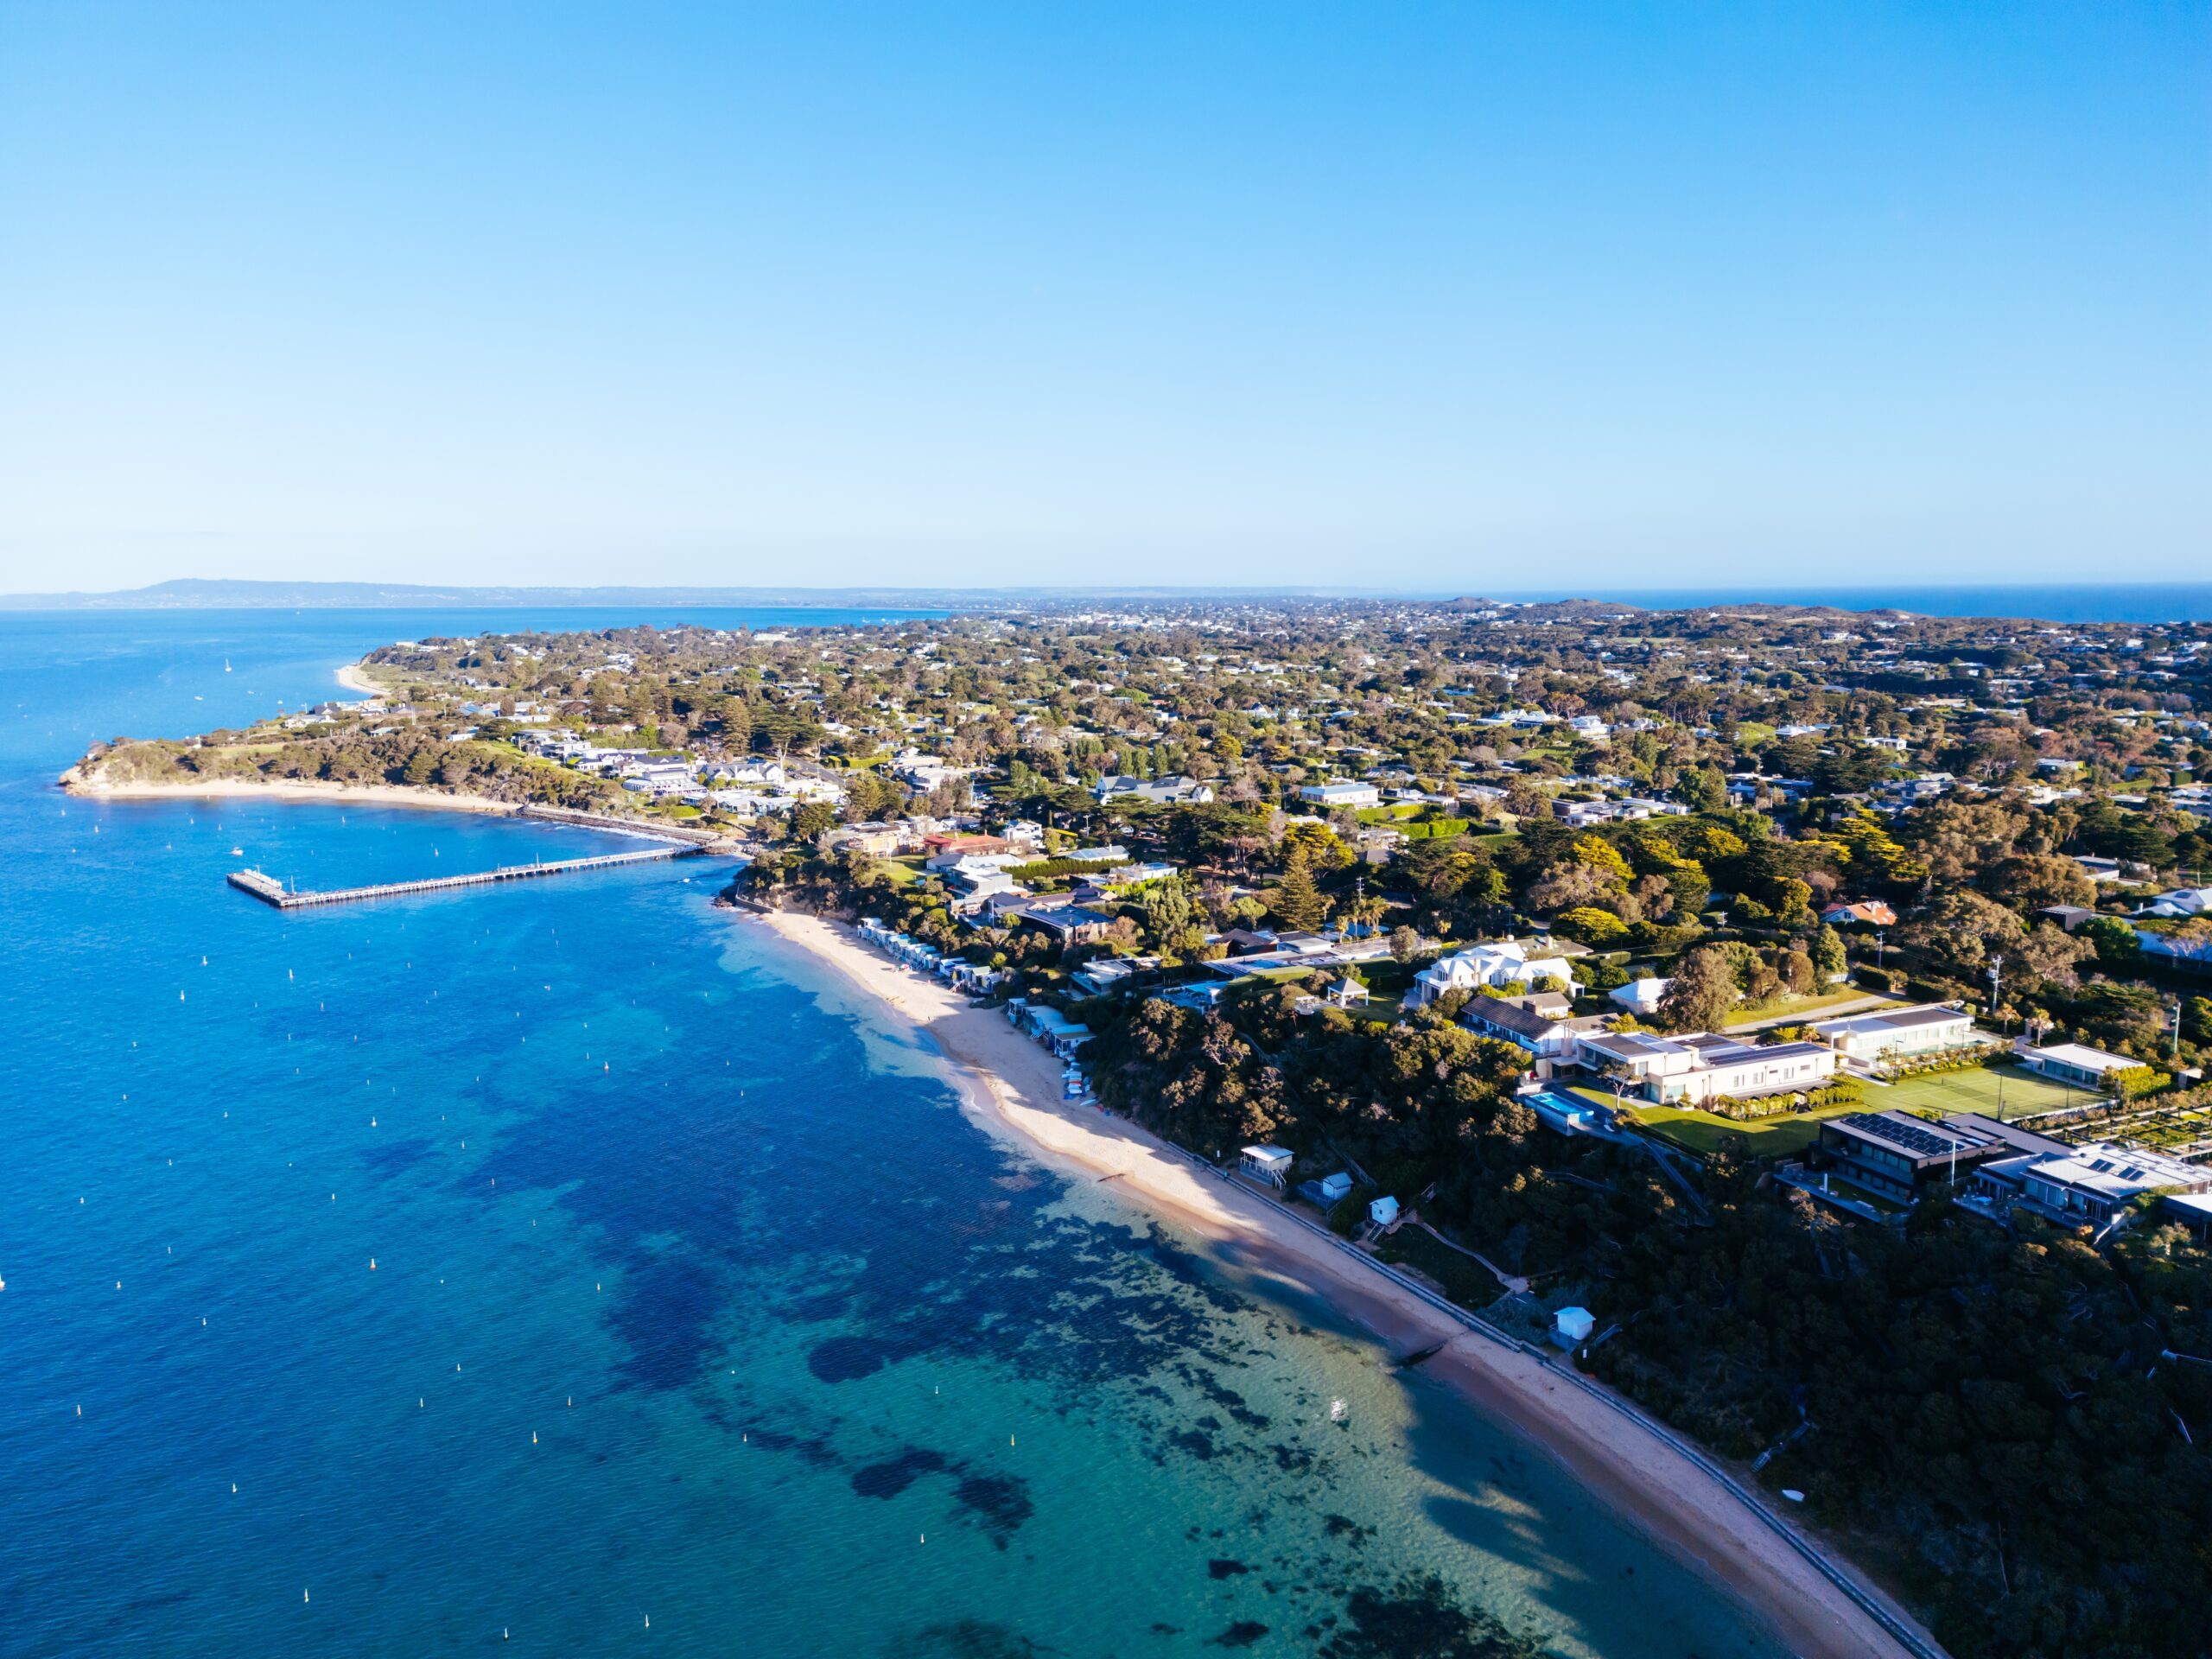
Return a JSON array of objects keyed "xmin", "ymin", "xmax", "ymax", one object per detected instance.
[
  {"xmin": 1571, "ymin": 1029, "xmax": 1837, "ymax": 1105},
  {"xmin": 1299, "ymin": 779, "xmax": 1382, "ymax": 810},
  {"xmin": 1411, "ymin": 939, "xmax": 1575, "ymax": 1006},
  {"xmin": 1812, "ymin": 1003, "xmax": 1981, "ymax": 1065},
  {"xmin": 1093, "ymin": 774, "xmax": 1215, "ymax": 806}
]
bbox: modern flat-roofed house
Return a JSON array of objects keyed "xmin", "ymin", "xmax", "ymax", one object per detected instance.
[
  {"xmin": 2162, "ymin": 1191, "xmax": 2212, "ymax": 1242},
  {"xmin": 2012, "ymin": 1039, "xmax": 2138, "ymax": 1089},
  {"xmin": 1071, "ymin": 955, "xmax": 1158, "ymax": 996},
  {"xmin": 1812, "ymin": 1003, "xmax": 1980, "ymax": 1065},
  {"xmin": 979, "ymin": 888, "xmax": 1065, "ymax": 925},
  {"xmin": 1973, "ymin": 1141, "xmax": 2211, "ymax": 1229},
  {"xmin": 821, "ymin": 822, "xmax": 909, "ymax": 857},
  {"xmin": 1410, "ymin": 939, "xmax": 1575, "ymax": 1006},
  {"xmin": 1571, "ymin": 1030, "xmax": 1836, "ymax": 1105},
  {"xmin": 922, "ymin": 833, "xmax": 1012, "ymax": 862},
  {"xmin": 947, "ymin": 871, "xmax": 1025, "ymax": 915},
  {"xmin": 1076, "ymin": 861, "xmax": 1178, "ymax": 896},
  {"xmin": 1093, "ymin": 774, "xmax": 1216, "ymax": 806},
  {"xmin": 1160, "ymin": 982, "xmax": 1230, "ymax": 1012},
  {"xmin": 1819, "ymin": 1110, "xmax": 2062, "ymax": 1205},
  {"xmin": 1299, "ymin": 779, "xmax": 1382, "ymax": 810},
  {"xmin": 1017, "ymin": 906, "xmax": 1116, "ymax": 947}
]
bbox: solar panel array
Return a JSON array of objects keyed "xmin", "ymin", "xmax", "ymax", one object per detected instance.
[{"xmin": 1840, "ymin": 1112, "xmax": 1967, "ymax": 1159}]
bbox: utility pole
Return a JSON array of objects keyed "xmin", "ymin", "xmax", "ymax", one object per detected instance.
[{"xmin": 1987, "ymin": 956, "xmax": 2005, "ymax": 1033}]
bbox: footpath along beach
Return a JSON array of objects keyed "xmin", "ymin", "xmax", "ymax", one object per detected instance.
[{"xmin": 750, "ymin": 906, "xmax": 1944, "ymax": 1659}]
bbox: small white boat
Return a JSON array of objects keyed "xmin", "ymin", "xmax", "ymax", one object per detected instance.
[{"xmin": 229, "ymin": 846, "xmax": 244, "ymax": 856}]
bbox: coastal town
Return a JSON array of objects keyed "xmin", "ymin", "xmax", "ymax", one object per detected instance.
[{"xmin": 65, "ymin": 595, "xmax": 2212, "ymax": 1658}]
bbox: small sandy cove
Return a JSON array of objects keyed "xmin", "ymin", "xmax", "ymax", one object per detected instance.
[{"xmin": 753, "ymin": 908, "xmax": 1937, "ymax": 1659}]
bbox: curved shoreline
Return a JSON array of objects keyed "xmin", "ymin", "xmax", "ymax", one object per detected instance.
[
  {"xmin": 746, "ymin": 906, "xmax": 1942, "ymax": 1659},
  {"xmin": 59, "ymin": 772, "xmax": 737, "ymax": 853},
  {"xmin": 334, "ymin": 661, "xmax": 383, "ymax": 695},
  {"xmin": 59, "ymin": 772, "xmax": 525, "ymax": 817}
]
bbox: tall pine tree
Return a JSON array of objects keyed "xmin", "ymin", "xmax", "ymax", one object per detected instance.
[{"xmin": 1269, "ymin": 848, "xmax": 1327, "ymax": 931}]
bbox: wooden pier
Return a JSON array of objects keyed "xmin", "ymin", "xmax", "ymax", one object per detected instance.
[{"xmin": 226, "ymin": 844, "xmax": 700, "ymax": 909}]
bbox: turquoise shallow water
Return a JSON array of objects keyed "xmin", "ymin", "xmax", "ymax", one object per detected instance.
[{"xmin": 0, "ymin": 612, "xmax": 1784, "ymax": 1657}]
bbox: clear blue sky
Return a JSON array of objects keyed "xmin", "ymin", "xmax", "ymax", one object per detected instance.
[{"xmin": 1, "ymin": 2, "xmax": 2205, "ymax": 593}]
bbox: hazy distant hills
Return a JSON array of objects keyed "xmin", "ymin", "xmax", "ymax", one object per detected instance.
[
  {"xmin": 9, "ymin": 577, "xmax": 2196, "ymax": 624},
  {"xmin": 0, "ymin": 578, "xmax": 976, "ymax": 610},
  {"xmin": 0, "ymin": 578, "xmax": 1386, "ymax": 611}
]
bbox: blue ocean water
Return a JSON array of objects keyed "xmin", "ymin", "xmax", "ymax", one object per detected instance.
[{"xmin": 0, "ymin": 611, "xmax": 1787, "ymax": 1657}]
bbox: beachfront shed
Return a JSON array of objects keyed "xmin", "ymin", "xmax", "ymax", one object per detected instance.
[
  {"xmin": 1319, "ymin": 1172, "xmax": 1352, "ymax": 1202},
  {"xmin": 1238, "ymin": 1145, "xmax": 1294, "ymax": 1188},
  {"xmin": 1369, "ymin": 1194, "xmax": 1401, "ymax": 1227},
  {"xmin": 1553, "ymin": 1306, "xmax": 1597, "ymax": 1348}
]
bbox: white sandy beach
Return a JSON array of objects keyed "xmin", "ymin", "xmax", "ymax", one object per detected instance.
[
  {"xmin": 334, "ymin": 662, "xmax": 384, "ymax": 695},
  {"xmin": 752, "ymin": 906, "xmax": 1940, "ymax": 1659},
  {"xmin": 58, "ymin": 770, "xmax": 526, "ymax": 817}
]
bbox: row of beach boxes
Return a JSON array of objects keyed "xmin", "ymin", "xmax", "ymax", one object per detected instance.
[
  {"xmin": 856, "ymin": 918, "xmax": 1010, "ymax": 994},
  {"xmin": 853, "ymin": 922, "xmax": 1094, "ymax": 1094}
]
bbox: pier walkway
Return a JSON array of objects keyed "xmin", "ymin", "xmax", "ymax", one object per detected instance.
[{"xmin": 226, "ymin": 844, "xmax": 699, "ymax": 909}]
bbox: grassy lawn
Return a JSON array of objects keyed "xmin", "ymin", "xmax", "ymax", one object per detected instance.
[
  {"xmin": 880, "ymin": 857, "xmax": 922, "ymax": 887},
  {"xmin": 477, "ymin": 741, "xmax": 576, "ymax": 776},
  {"xmin": 1625, "ymin": 1103, "xmax": 1861, "ymax": 1158},
  {"xmin": 1565, "ymin": 1084, "xmax": 1859, "ymax": 1158},
  {"xmin": 1351, "ymin": 957, "xmax": 1419, "ymax": 997},
  {"xmin": 1580, "ymin": 1060, "xmax": 2088, "ymax": 1158},
  {"xmin": 1866, "ymin": 1063, "xmax": 2084, "ymax": 1122},
  {"xmin": 1723, "ymin": 986, "xmax": 1890, "ymax": 1028}
]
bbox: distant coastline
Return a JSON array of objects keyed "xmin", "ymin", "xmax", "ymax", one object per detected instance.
[
  {"xmin": 744, "ymin": 906, "xmax": 1935, "ymax": 1659},
  {"xmin": 1499, "ymin": 582, "xmax": 2212, "ymax": 626},
  {"xmin": 6, "ymin": 576, "xmax": 2212, "ymax": 625}
]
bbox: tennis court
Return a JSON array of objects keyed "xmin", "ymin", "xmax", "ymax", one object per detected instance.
[{"xmin": 1867, "ymin": 1063, "xmax": 2086, "ymax": 1121}]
